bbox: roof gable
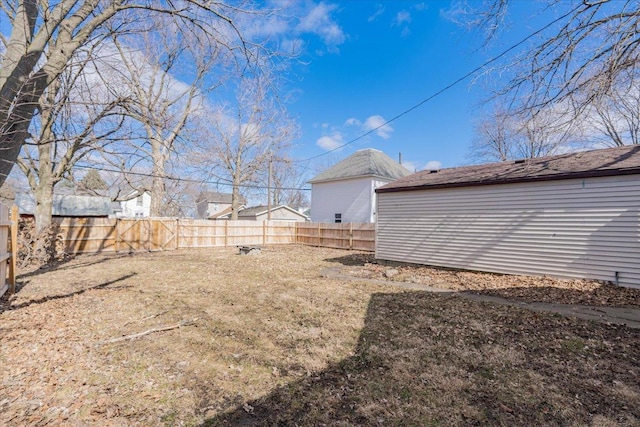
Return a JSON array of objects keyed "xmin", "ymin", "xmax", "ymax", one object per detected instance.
[
  {"xmin": 218, "ymin": 205, "xmax": 308, "ymax": 219},
  {"xmin": 197, "ymin": 191, "xmax": 246, "ymax": 205},
  {"xmin": 377, "ymin": 145, "xmax": 640, "ymax": 193},
  {"xmin": 309, "ymin": 149, "xmax": 411, "ymax": 183}
]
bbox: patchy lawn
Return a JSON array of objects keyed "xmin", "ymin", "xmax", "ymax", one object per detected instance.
[{"xmin": 1, "ymin": 245, "xmax": 638, "ymax": 426}]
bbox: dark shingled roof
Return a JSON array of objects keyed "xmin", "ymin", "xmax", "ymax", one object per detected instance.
[
  {"xmin": 309, "ymin": 149, "xmax": 411, "ymax": 183},
  {"xmin": 377, "ymin": 145, "xmax": 640, "ymax": 193}
]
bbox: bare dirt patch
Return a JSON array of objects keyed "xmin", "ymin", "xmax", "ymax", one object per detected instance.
[
  {"xmin": 1, "ymin": 246, "xmax": 639, "ymax": 426},
  {"xmin": 342, "ymin": 253, "xmax": 640, "ymax": 308}
]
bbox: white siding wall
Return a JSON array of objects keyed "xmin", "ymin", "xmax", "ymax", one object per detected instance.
[
  {"xmin": 120, "ymin": 192, "xmax": 151, "ymax": 218},
  {"xmin": 311, "ymin": 177, "xmax": 374, "ymax": 223},
  {"xmin": 376, "ymin": 175, "xmax": 640, "ymax": 288}
]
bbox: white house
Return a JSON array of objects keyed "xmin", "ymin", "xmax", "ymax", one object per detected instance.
[
  {"xmin": 375, "ymin": 145, "xmax": 640, "ymax": 288},
  {"xmin": 196, "ymin": 191, "xmax": 247, "ymax": 219},
  {"xmin": 309, "ymin": 149, "xmax": 411, "ymax": 223},
  {"xmin": 117, "ymin": 190, "xmax": 151, "ymax": 218}
]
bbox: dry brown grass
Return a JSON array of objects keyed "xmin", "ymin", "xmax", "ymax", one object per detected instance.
[{"xmin": 0, "ymin": 245, "xmax": 638, "ymax": 426}]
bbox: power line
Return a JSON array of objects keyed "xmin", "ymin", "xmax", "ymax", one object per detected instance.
[
  {"xmin": 293, "ymin": 4, "xmax": 581, "ymax": 163},
  {"xmin": 73, "ymin": 8, "xmax": 579, "ymax": 189},
  {"xmin": 73, "ymin": 163, "xmax": 312, "ymax": 192}
]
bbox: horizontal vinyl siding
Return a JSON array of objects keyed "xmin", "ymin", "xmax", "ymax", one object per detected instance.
[
  {"xmin": 311, "ymin": 178, "xmax": 373, "ymax": 223},
  {"xmin": 376, "ymin": 175, "xmax": 640, "ymax": 288}
]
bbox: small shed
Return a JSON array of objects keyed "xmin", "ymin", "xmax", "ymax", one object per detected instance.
[
  {"xmin": 375, "ymin": 145, "xmax": 640, "ymax": 288},
  {"xmin": 16, "ymin": 193, "xmax": 113, "ymax": 218}
]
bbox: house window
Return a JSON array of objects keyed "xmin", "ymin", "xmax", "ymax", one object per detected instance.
[
  {"xmin": 335, "ymin": 213, "xmax": 342, "ymax": 223},
  {"xmin": 136, "ymin": 196, "xmax": 143, "ymax": 206}
]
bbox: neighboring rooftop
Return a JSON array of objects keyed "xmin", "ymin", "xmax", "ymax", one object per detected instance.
[
  {"xmin": 219, "ymin": 205, "xmax": 307, "ymax": 217},
  {"xmin": 309, "ymin": 148, "xmax": 411, "ymax": 183},
  {"xmin": 377, "ymin": 145, "xmax": 640, "ymax": 193},
  {"xmin": 116, "ymin": 189, "xmax": 149, "ymax": 202},
  {"xmin": 197, "ymin": 191, "xmax": 246, "ymax": 205},
  {"xmin": 16, "ymin": 193, "xmax": 113, "ymax": 217}
]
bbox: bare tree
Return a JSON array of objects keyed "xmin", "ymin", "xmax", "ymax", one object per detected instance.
[
  {"xmin": 461, "ymin": 1, "xmax": 640, "ymax": 118},
  {"xmin": 469, "ymin": 102, "xmax": 580, "ymax": 162},
  {"xmin": 0, "ymin": 1, "xmax": 269, "ymax": 187},
  {"xmin": 16, "ymin": 51, "xmax": 127, "ymax": 233},
  {"xmin": 109, "ymin": 20, "xmax": 217, "ymax": 217},
  {"xmin": 586, "ymin": 70, "xmax": 640, "ymax": 147},
  {"xmin": 270, "ymin": 158, "xmax": 309, "ymax": 208},
  {"xmin": 514, "ymin": 109, "xmax": 580, "ymax": 159},
  {"xmin": 193, "ymin": 75, "xmax": 297, "ymax": 219},
  {"xmin": 469, "ymin": 107, "xmax": 515, "ymax": 162}
]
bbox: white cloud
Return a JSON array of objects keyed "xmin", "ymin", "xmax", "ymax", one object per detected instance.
[
  {"xmin": 363, "ymin": 115, "xmax": 393, "ymax": 139},
  {"xmin": 394, "ymin": 10, "xmax": 412, "ymax": 26},
  {"xmin": 344, "ymin": 117, "xmax": 361, "ymax": 126},
  {"xmin": 401, "ymin": 161, "xmax": 419, "ymax": 172},
  {"xmin": 368, "ymin": 4, "xmax": 385, "ymax": 22},
  {"xmin": 424, "ymin": 160, "xmax": 442, "ymax": 171},
  {"xmin": 297, "ymin": 3, "xmax": 346, "ymax": 47},
  {"xmin": 243, "ymin": 2, "xmax": 346, "ymax": 55},
  {"xmin": 317, "ymin": 132, "xmax": 344, "ymax": 150}
]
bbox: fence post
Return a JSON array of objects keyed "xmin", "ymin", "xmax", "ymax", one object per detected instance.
[
  {"xmin": 349, "ymin": 223, "xmax": 353, "ymax": 250},
  {"xmin": 175, "ymin": 218, "xmax": 180, "ymax": 250},
  {"xmin": 9, "ymin": 205, "xmax": 17, "ymax": 293},
  {"xmin": 317, "ymin": 222, "xmax": 321, "ymax": 247},
  {"xmin": 115, "ymin": 218, "xmax": 120, "ymax": 253},
  {"xmin": 224, "ymin": 221, "xmax": 228, "ymax": 247},
  {"xmin": 147, "ymin": 218, "xmax": 151, "ymax": 252}
]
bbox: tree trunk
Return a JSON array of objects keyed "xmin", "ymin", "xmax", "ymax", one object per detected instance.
[
  {"xmin": 34, "ymin": 177, "xmax": 54, "ymax": 234},
  {"xmin": 150, "ymin": 139, "xmax": 166, "ymax": 217},
  {"xmin": 0, "ymin": 132, "xmax": 26, "ymax": 187},
  {"xmin": 230, "ymin": 183, "xmax": 240, "ymax": 220}
]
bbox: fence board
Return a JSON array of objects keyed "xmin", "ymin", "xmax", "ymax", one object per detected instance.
[
  {"xmin": 53, "ymin": 218, "xmax": 373, "ymax": 255},
  {"xmin": 0, "ymin": 203, "xmax": 15, "ymax": 297},
  {"xmin": 296, "ymin": 222, "xmax": 375, "ymax": 251}
]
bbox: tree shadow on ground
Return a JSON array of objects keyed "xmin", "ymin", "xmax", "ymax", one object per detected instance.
[
  {"xmin": 202, "ymin": 291, "xmax": 640, "ymax": 426},
  {"xmin": 0, "ymin": 273, "xmax": 136, "ymax": 313},
  {"xmin": 17, "ymin": 252, "xmax": 134, "ymax": 282}
]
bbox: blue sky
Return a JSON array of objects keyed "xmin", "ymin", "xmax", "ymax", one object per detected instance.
[{"xmin": 282, "ymin": 0, "xmax": 537, "ymax": 174}]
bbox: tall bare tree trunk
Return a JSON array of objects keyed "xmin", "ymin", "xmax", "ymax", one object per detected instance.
[
  {"xmin": 34, "ymin": 177, "xmax": 54, "ymax": 234},
  {"xmin": 231, "ymin": 176, "xmax": 241, "ymax": 221},
  {"xmin": 150, "ymin": 138, "xmax": 166, "ymax": 217}
]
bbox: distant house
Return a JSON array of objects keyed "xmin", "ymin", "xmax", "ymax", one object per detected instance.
[
  {"xmin": 217, "ymin": 205, "xmax": 309, "ymax": 222},
  {"xmin": 375, "ymin": 145, "xmax": 640, "ymax": 288},
  {"xmin": 196, "ymin": 191, "xmax": 247, "ymax": 219},
  {"xmin": 309, "ymin": 148, "xmax": 411, "ymax": 223},
  {"xmin": 16, "ymin": 193, "xmax": 112, "ymax": 218},
  {"xmin": 116, "ymin": 189, "xmax": 151, "ymax": 218}
]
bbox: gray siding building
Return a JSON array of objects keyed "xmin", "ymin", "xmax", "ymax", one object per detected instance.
[{"xmin": 375, "ymin": 145, "xmax": 640, "ymax": 288}]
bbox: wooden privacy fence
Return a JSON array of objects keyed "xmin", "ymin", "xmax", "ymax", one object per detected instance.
[
  {"xmin": 295, "ymin": 222, "xmax": 376, "ymax": 251},
  {"xmin": 53, "ymin": 218, "xmax": 376, "ymax": 254},
  {"xmin": 0, "ymin": 203, "xmax": 18, "ymax": 297},
  {"xmin": 56, "ymin": 218, "xmax": 298, "ymax": 254}
]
